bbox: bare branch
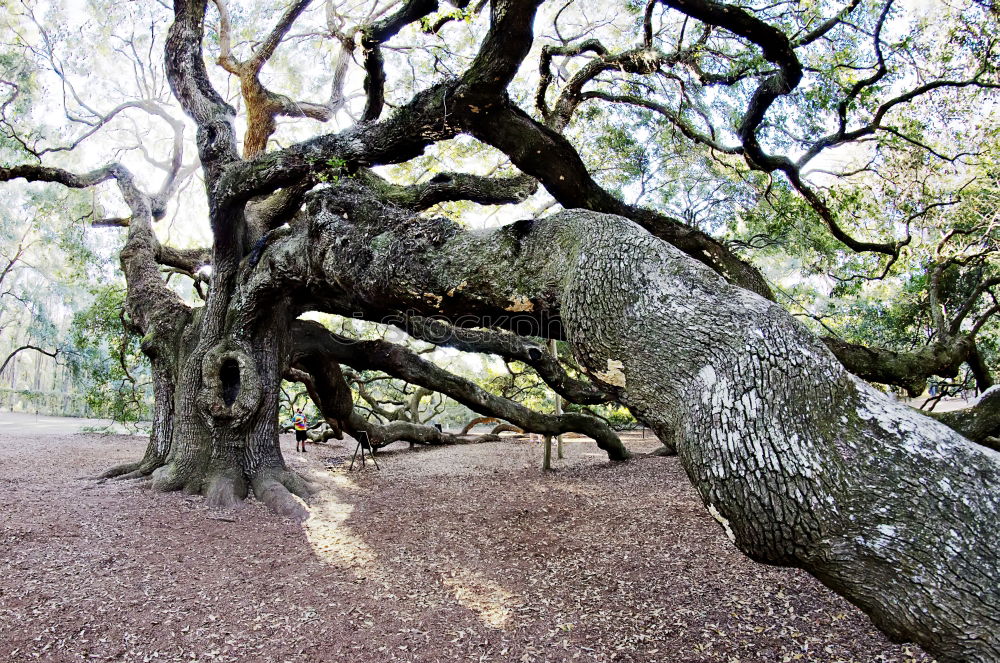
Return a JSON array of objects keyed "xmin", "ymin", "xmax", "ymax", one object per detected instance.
[
  {"xmin": 0, "ymin": 345, "xmax": 59, "ymax": 377},
  {"xmin": 291, "ymin": 319, "xmax": 631, "ymax": 459},
  {"xmin": 951, "ymin": 277, "xmax": 1000, "ymax": 336},
  {"xmin": 404, "ymin": 316, "xmax": 612, "ymax": 405},
  {"xmin": 357, "ymin": 169, "xmax": 538, "ymax": 210},
  {"xmin": 0, "ymin": 161, "xmax": 190, "ymax": 334},
  {"xmin": 792, "ymin": 0, "xmax": 863, "ymax": 47},
  {"xmin": 248, "ymin": 0, "xmax": 314, "ymax": 73}
]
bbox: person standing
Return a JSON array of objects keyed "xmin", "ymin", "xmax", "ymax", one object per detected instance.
[{"xmin": 293, "ymin": 408, "xmax": 309, "ymax": 452}]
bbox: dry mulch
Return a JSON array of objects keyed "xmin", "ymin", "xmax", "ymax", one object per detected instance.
[{"xmin": 0, "ymin": 429, "xmax": 933, "ymax": 662}]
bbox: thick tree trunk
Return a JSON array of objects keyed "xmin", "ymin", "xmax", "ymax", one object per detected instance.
[
  {"xmin": 250, "ymin": 195, "xmax": 998, "ymax": 662},
  {"xmin": 552, "ymin": 215, "xmax": 1000, "ymax": 662},
  {"xmin": 146, "ymin": 320, "xmax": 307, "ymax": 516},
  {"xmin": 101, "ymin": 360, "xmax": 176, "ymax": 480},
  {"xmin": 557, "ymin": 216, "xmax": 999, "ymax": 662},
  {"xmin": 114, "ymin": 261, "xmax": 309, "ymax": 517}
]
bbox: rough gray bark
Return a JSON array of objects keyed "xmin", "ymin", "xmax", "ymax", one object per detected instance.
[{"xmin": 241, "ymin": 193, "xmax": 998, "ymax": 661}]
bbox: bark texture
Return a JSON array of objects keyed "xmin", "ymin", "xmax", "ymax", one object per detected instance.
[{"xmin": 242, "ymin": 196, "xmax": 998, "ymax": 662}]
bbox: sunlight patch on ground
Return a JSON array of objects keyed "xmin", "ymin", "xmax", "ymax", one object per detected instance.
[
  {"xmin": 302, "ymin": 470, "xmax": 379, "ymax": 576},
  {"xmin": 325, "ymin": 470, "xmax": 361, "ymax": 491},
  {"xmin": 441, "ymin": 569, "xmax": 515, "ymax": 629}
]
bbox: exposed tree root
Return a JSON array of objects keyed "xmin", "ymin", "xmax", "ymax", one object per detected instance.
[
  {"xmin": 490, "ymin": 423, "xmax": 523, "ymax": 435},
  {"xmin": 97, "ymin": 417, "xmax": 313, "ymax": 514},
  {"xmin": 99, "ymin": 461, "xmax": 143, "ymax": 479},
  {"xmin": 100, "ymin": 454, "xmax": 168, "ymax": 481},
  {"xmin": 113, "ymin": 469, "xmax": 149, "ymax": 481},
  {"xmin": 101, "ymin": 454, "xmax": 313, "ymax": 517},
  {"xmin": 137, "ymin": 456, "xmax": 168, "ymax": 475},
  {"xmin": 150, "ymin": 462, "xmax": 203, "ymax": 495},
  {"xmin": 278, "ymin": 470, "xmax": 312, "ymax": 500},
  {"xmin": 251, "ymin": 471, "xmax": 310, "ymax": 521},
  {"xmin": 205, "ymin": 470, "xmax": 249, "ymax": 510}
]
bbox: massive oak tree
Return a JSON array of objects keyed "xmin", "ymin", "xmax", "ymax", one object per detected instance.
[{"xmin": 1, "ymin": 0, "xmax": 999, "ymax": 660}]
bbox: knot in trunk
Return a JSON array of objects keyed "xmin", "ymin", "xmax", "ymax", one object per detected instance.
[{"xmin": 197, "ymin": 342, "xmax": 262, "ymax": 431}]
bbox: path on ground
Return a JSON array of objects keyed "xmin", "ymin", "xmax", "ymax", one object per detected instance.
[{"xmin": 0, "ymin": 411, "xmax": 142, "ymax": 435}]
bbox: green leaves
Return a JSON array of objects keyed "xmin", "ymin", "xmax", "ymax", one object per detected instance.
[{"xmin": 69, "ymin": 283, "xmax": 151, "ymax": 424}]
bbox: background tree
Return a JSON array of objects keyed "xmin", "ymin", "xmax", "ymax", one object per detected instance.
[{"xmin": 1, "ymin": 0, "xmax": 999, "ymax": 660}]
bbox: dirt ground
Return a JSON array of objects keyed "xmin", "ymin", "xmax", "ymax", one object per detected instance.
[{"xmin": 0, "ymin": 427, "xmax": 933, "ymax": 663}]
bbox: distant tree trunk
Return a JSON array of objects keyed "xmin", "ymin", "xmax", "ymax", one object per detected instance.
[
  {"xmin": 101, "ymin": 360, "xmax": 175, "ymax": 480},
  {"xmin": 549, "ymin": 339, "xmax": 565, "ymax": 459}
]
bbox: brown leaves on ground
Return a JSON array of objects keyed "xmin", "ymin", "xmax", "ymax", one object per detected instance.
[{"xmin": 0, "ymin": 430, "xmax": 932, "ymax": 662}]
